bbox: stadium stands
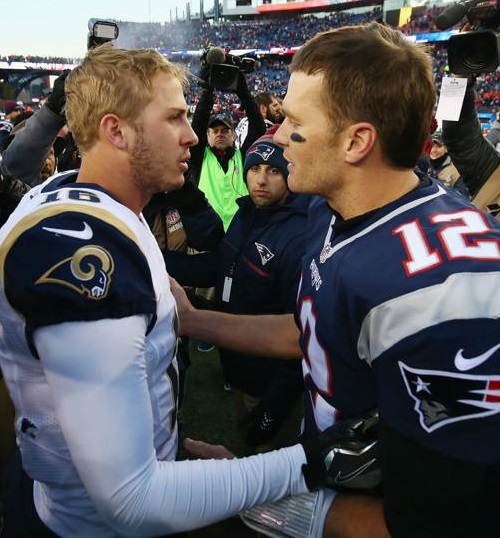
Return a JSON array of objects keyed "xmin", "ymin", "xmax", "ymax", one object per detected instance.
[{"xmin": 2, "ymin": 4, "xmax": 500, "ymax": 121}]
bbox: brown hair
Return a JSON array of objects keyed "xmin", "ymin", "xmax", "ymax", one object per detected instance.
[
  {"xmin": 291, "ymin": 23, "xmax": 435, "ymax": 169},
  {"xmin": 65, "ymin": 44, "xmax": 187, "ymax": 153}
]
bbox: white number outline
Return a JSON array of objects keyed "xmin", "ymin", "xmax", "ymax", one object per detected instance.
[{"xmin": 393, "ymin": 209, "xmax": 500, "ymax": 276}]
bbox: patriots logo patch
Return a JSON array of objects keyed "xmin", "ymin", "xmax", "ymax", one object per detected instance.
[
  {"xmin": 247, "ymin": 144, "xmax": 275, "ymax": 162},
  {"xmin": 36, "ymin": 245, "xmax": 115, "ymax": 300},
  {"xmin": 255, "ymin": 242, "xmax": 274, "ymax": 265},
  {"xmin": 399, "ymin": 362, "xmax": 500, "ymax": 433}
]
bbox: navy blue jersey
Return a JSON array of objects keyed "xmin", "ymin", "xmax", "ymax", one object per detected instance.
[{"xmin": 298, "ymin": 178, "xmax": 500, "ymax": 465}]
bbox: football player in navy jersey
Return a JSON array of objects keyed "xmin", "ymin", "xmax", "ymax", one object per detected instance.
[
  {"xmin": 0, "ymin": 44, "xmax": 342, "ymax": 537},
  {"xmin": 173, "ymin": 23, "xmax": 500, "ymax": 538}
]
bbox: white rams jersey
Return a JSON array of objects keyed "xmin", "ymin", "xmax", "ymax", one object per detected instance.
[
  {"xmin": 0, "ymin": 171, "xmax": 179, "ymax": 535},
  {"xmin": 0, "ymin": 171, "xmax": 308, "ymax": 537}
]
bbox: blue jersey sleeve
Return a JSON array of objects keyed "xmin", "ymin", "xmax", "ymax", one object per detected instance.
[{"xmin": 3, "ymin": 210, "xmax": 156, "ymax": 331}]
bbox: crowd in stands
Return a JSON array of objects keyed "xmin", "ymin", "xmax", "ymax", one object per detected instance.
[
  {"xmin": 0, "ymin": 54, "xmax": 79, "ymax": 65},
  {"xmin": 400, "ymin": 5, "xmax": 455, "ymax": 35},
  {"xmin": 476, "ymin": 71, "xmax": 500, "ymax": 108},
  {"xmin": 115, "ymin": 9, "xmax": 382, "ymax": 52},
  {"xmin": 3, "ymin": 5, "xmax": 500, "ymax": 116}
]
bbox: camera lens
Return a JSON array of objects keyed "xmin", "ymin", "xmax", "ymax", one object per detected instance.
[{"xmin": 448, "ymin": 31, "xmax": 500, "ymax": 75}]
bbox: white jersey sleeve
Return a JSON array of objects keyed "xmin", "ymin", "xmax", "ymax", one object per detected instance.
[{"xmin": 34, "ymin": 316, "xmax": 308, "ymax": 537}]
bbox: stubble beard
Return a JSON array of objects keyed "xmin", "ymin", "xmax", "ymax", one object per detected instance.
[{"xmin": 130, "ymin": 124, "xmax": 167, "ymax": 196}]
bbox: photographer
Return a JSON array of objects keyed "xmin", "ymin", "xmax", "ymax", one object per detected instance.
[
  {"xmin": 189, "ymin": 48, "xmax": 266, "ymax": 231},
  {"xmin": 437, "ymin": 8, "xmax": 500, "ymax": 219},
  {"xmin": 442, "ymin": 76, "xmax": 500, "ymax": 219},
  {"xmin": 0, "ymin": 79, "xmax": 65, "ymax": 226}
]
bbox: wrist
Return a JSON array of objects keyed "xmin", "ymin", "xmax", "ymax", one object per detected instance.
[{"xmin": 300, "ymin": 436, "xmax": 323, "ymax": 491}]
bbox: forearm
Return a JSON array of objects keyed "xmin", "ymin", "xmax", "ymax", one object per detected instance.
[
  {"xmin": 0, "ymin": 375, "xmax": 15, "ymax": 469},
  {"xmin": 442, "ymin": 84, "xmax": 500, "ymax": 196},
  {"xmin": 191, "ymin": 89, "xmax": 213, "ymax": 145},
  {"xmin": 0, "ymin": 107, "xmax": 65, "ymax": 186},
  {"xmin": 324, "ymin": 494, "xmax": 390, "ymax": 538},
  {"xmin": 180, "ymin": 309, "xmax": 302, "ymax": 359},
  {"xmin": 35, "ymin": 317, "xmax": 308, "ymax": 535},
  {"xmin": 189, "ymin": 90, "xmax": 213, "ymax": 182},
  {"xmin": 181, "ymin": 207, "xmax": 224, "ymax": 252},
  {"xmin": 165, "ymin": 250, "xmax": 217, "ymax": 288}
]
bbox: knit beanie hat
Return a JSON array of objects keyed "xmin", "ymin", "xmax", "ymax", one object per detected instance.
[{"xmin": 243, "ymin": 134, "xmax": 288, "ymax": 183}]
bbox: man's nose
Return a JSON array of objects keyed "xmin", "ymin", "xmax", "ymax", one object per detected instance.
[
  {"xmin": 185, "ymin": 124, "xmax": 198, "ymax": 147},
  {"xmin": 273, "ymin": 121, "xmax": 288, "ymax": 146},
  {"xmin": 256, "ymin": 170, "xmax": 268, "ymax": 184}
]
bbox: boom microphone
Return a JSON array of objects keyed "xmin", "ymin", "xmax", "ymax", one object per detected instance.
[
  {"xmin": 205, "ymin": 47, "xmax": 226, "ymax": 65},
  {"xmin": 436, "ymin": 0, "xmax": 478, "ymax": 30}
]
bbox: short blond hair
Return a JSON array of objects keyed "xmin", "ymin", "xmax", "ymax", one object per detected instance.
[{"xmin": 65, "ymin": 45, "xmax": 187, "ymax": 153}]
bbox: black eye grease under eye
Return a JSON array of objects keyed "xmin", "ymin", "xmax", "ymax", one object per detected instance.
[{"xmin": 290, "ymin": 132, "xmax": 306, "ymax": 143}]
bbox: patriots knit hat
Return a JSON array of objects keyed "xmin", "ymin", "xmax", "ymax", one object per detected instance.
[{"xmin": 243, "ymin": 134, "xmax": 288, "ymax": 182}]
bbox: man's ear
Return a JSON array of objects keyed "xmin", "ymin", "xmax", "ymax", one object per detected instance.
[
  {"xmin": 344, "ymin": 122, "xmax": 377, "ymax": 164},
  {"xmin": 99, "ymin": 114, "xmax": 129, "ymax": 151}
]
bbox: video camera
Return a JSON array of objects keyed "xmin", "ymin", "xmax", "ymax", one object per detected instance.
[
  {"xmin": 87, "ymin": 18, "xmax": 119, "ymax": 50},
  {"xmin": 200, "ymin": 46, "xmax": 255, "ymax": 91},
  {"xmin": 437, "ymin": 0, "xmax": 500, "ymax": 75}
]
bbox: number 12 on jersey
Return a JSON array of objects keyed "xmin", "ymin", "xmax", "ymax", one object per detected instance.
[{"xmin": 393, "ymin": 209, "xmax": 500, "ymax": 276}]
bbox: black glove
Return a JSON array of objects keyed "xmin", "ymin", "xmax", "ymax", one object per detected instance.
[
  {"xmin": 241, "ymin": 403, "xmax": 282, "ymax": 448},
  {"xmin": 235, "ymin": 70, "xmax": 250, "ymax": 98},
  {"xmin": 45, "ymin": 70, "xmax": 70, "ymax": 117},
  {"xmin": 165, "ymin": 180, "xmax": 209, "ymax": 215},
  {"xmin": 0, "ymin": 175, "xmax": 30, "ymax": 226},
  {"xmin": 301, "ymin": 409, "xmax": 381, "ymax": 492},
  {"xmin": 198, "ymin": 58, "xmax": 212, "ymax": 90}
]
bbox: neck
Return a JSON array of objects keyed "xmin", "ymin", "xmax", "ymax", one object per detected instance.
[
  {"xmin": 326, "ymin": 165, "xmax": 420, "ymax": 220},
  {"xmin": 76, "ymin": 149, "xmax": 147, "ymax": 216}
]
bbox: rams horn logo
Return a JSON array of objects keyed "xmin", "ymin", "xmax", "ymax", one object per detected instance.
[
  {"xmin": 36, "ymin": 245, "xmax": 115, "ymax": 300},
  {"xmin": 247, "ymin": 144, "xmax": 275, "ymax": 162}
]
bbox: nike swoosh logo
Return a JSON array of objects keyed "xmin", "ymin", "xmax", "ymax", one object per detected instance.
[
  {"xmin": 454, "ymin": 342, "xmax": 500, "ymax": 372},
  {"xmin": 335, "ymin": 458, "xmax": 376, "ymax": 484},
  {"xmin": 42, "ymin": 221, "xmax": 93, "ymax": 240}
]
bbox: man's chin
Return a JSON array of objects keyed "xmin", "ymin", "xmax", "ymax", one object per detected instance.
[
  {"xmin": 165, "ymin": 176, "xmax": 185, "ymax": 192},
  {"xmin": 287, "ymin": 174, "xmax": 300, "ymax": 193}
]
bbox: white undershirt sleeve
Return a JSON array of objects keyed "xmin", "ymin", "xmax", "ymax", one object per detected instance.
[{"xmin": 34, "ymin": 316, "xmax": 308, "ymax": 537}]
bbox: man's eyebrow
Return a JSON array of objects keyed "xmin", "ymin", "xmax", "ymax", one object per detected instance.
[{"xmin": 168, "ymin": 107, "xmax": 188, "ymax": 115}]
